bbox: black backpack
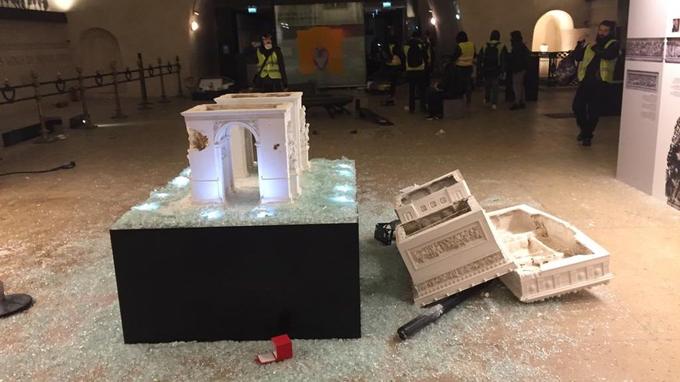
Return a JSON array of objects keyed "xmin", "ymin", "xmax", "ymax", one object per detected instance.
[
  {"xmin": 483, "ymin": 42, "xmax": 501, "ymax": 72},
  {"xmin": 407, "ymin": 40, "xmax": 425, "ymax": 68}
]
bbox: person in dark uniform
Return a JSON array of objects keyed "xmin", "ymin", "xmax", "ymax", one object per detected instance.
[
  {"xmin": 507, "ymin": 30, "xmax": 530, "ymax": 110},
  {"xmin": 403, "ymin": 30, "xmax": 430, "ymax": 113},
  {"xmin": 383, "ymin": 28, "xmax": 405, "ymax": 106},
  {"xmin": 572, "ymin": 20, "xmax": 620, "ymax": 146},
  {"xmin": 425, "ymin": 59, "xmax": 465, "ymax": 120},
  {"xmin": 254, "ymin": 33, "xmax": 288, "ymax": 92}
]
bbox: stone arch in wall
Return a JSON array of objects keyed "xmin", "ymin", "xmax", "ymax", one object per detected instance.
[
  {"xmin": 78, "ymin": 27, "xmax": 123, "ymax": 94},
  {"xmin": 79, "ymin": 27, "xmax": 123, "ymax": 72},
  {"xmin": 214, "ymin": 121, "xmax": 261, "ymax": 201},
  {"xmin": 532, "ymin": 10, "xmax": 576, "ymax": 52}
]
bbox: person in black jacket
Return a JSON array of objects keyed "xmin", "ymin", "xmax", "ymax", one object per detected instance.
[
  {"xmin": 425, "ymin": 60, "xmax": 465, "ymax": 120},
  {"xmin": 478, "ymin": 30, "xmax": 507, "ymax": 110},
  {"xmin": 253, "ymin": 33, "xmax": 288, "ymax": 92},
  {"xmin": 403, "ymin": 30, "xmax": 429, "ymax": 113},
  {"xmin": 507, "ymin": 30, "xmax": 529, "ymax": 110}
]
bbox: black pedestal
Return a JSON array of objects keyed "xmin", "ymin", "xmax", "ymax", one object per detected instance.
[{"xmin": 110, "ymin": 222, "xmax": 360, "ymax": 343}]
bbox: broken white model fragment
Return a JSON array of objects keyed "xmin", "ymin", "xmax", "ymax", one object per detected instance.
[
  {"xmin": 394, "ymin": 172, "xmax": 515, "ymax": 306},
  {"xmin": 487, "ymin": 204, "xmax": 613, "ymax": 303},
  {"xmin": 181, "ymin": 101, "xmax": 306, "ymax": 204},
  {"xmin": 394, "ymin": 170, "xmax": 471, "ymax": 224}
]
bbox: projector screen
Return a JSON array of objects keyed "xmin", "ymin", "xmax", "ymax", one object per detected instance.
[{"xmin": 275, "ymin": 2, "xmax": 366, "ymax": 87}]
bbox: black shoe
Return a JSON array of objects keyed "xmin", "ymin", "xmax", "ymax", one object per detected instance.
[
  {"xmin": 426, "ymin": 115, "xmax": 441, "ymax": 121},
  {"xmin": 577, "ymin": 134, "xmax": 584, "ymax": 142},
  {"xmin": 510, "ymin": 104, "xmax": 521, "ymax": 110},
  {"xmin": 582, "ymin": 138, "xmax": 592, "ymax": 147}
]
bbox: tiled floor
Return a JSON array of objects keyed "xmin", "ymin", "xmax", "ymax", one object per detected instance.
[{"xmin": 0, "ymin": 88, "xmax": 678, "ymax": 381}]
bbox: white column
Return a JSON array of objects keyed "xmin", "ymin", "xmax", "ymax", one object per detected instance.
[{"xmin": 257, "ymin": 116, "xmax": 293, "ymax": 204}]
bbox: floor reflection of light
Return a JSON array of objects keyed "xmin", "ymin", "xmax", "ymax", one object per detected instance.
[
  {"xmin": 334, "ymin": 184, "xmax": 354, "ymax": 193},
  {"xmin": 152, "ymin": 192, "xmax": 170, "ymax": 199},
  {"xmin": 252, "ymin": 206, "xmax": 275, "ymax": 219},
  {"xmin": 171, "ymin": 176, "xmax": 190, "ymax": 187},
  {"xmin": 329, "ymin": 195, "xmax": 354, "ymax": 203},
  {"xmin": 201, "ymin": 209, "xmax": 224, "ymax": 220},
  {"xmin": 180, "ymin": 168, "xmax": 192, "ymax": 177},
  {"xmin": 337, "ymin": 163, "xmax": 353, "ymax": 170},
  {"xmin": 337, "ymin": 170, "xmax": 353, "ymax": 178},
  {"xmin": 133, "ymin": 202, "xmax": 160, "ymax": 211}
]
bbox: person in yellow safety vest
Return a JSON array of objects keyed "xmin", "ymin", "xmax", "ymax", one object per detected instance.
[
  {"xmin": 572, "ymin": 20, "xmax": 620, "ymax": 147},
  {"xmin": 452, "ymin": 31, "xmax": 475, "ymax": 105},
  {"xmin": 382, "ymin": 30, "xmax": 405, "ymax": 106},
  {"xmin": 254, "ymin": 33, "xmax": 288, "ymax": 92},
  {"xmin": 403, "ymin": 30, "xmax": 430, "ymax": 113}
]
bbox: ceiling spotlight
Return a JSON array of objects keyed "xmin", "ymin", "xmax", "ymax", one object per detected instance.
[
  {"xmin": 430, "ymin": 16, "xmax": 437, "ymax": 26},
  {"xmin": 191, "ymin": 20, "xmax": 200, "ymax": 31},
  {"xmin": 193, "ymin": 10, "xmax": 200, "ymax": 16}
]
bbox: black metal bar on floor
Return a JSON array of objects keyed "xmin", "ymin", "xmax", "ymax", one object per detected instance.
[{"xmin": 0, "ymin": 280, "xmax": 33, "ymax": 319}]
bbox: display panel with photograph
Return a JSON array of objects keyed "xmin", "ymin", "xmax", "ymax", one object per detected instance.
[
  {"xmin": 625, "ymin": 70, "xmax": 659, "ymax": 92},
  {"xmin": 626, "ymin": 38, "xmax": 665, "ymax": 62},
  {"xmin": 665, "ymin": 38, "xmax": 680, "ymax": 63},
  {"xmin": 275, "ymin": 2, "xmax": 365, "ymax": 87}
]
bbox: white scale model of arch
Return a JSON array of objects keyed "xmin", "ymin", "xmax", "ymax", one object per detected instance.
[
  {"xmin": 181, "ymin": 101, "xmax": 305, "ymax": 204},
  {"xmin": 214, "ymin": 92, "xmax": 310, "ymax": 197}
]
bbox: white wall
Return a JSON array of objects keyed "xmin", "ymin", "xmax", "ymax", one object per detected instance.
[{"xmin": 617, "ymin": 0, "xmax": 680, "ymax": 200}]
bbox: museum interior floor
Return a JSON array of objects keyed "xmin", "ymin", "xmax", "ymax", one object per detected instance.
[{"xmin": 0, "ymin": 87, "xmax": 678, "ymax": 381}]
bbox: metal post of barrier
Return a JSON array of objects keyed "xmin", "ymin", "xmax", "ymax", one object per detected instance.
[
  {"xmin": 137, "ymin": 53, "xmax": 152, "ymax": 110},
  {"xmin": 157, "ymin": 57, "xmax": 169, "ymax": 103},
  {"xmin": 31, "ymin": 71, "xmax": 56, "ymax": 144},
  {"xmin": 76, "ymin": 67, "xmax": 97, "ymax": 129},
  {"xmin": 175, "ymin": 56, "xmax": 183, "ymax": 97},
  {"xmin": 111, "ymin": 61, "xmax": 127, "ymax": 119}
]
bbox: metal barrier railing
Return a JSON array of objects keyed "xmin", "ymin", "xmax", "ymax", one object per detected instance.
[
  {"xmin": 532, "ymin": 51, "xmax": 578, "ymax": 87},
  {"xmin": 0, "ymin": 53, "xmax": 183, "ymax": 143}
]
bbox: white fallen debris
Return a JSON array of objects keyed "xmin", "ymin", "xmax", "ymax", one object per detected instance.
[{"xmin": 392, "ymin": 170, "xmax": 612, "ymax": 305}]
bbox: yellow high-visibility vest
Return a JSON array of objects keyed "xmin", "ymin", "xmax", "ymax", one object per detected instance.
[
  {"xmin": 577, "ymin": 40, "xmax": 618, "ymax": 83},
  {"xmin": 257, "ymin": 49, "xmax": 282, "ymax": 79},
  {"xmin": 404, "ymin": 43, "xmax": 426, "ymax": 71},
  {"xmin": 456, "ymin": 41, "xmax": 475, "ymax": 67}
]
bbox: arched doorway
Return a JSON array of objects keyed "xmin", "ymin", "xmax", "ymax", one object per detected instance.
[
  {"xmin": 532, "ymin": 10, "xmax": 577, "ymax": 78},
  {"xmin": 79, "ymin": 27, "xmax": 123, "ymax": 72},
  {"xmin": 214, "ymin": 121, "xmax": 261, "ymax": 203},
  {"xmin": 532, "ymin": 10, "xmax": 575, "ymax": 52}
]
